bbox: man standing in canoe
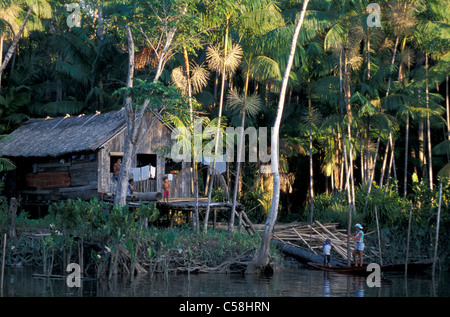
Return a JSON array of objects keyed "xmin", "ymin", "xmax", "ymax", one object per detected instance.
[{"xmin": 352, "ymin": 223, "xmax": 364, "ymax": 267}]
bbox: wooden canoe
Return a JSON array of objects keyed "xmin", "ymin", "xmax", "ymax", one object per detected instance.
[
  {"xmin": 307, "ymin": 262, "xmax": 371, "ymax": 275},
  {"xmin": 307, "ymin": 258, "xmax": 435, "ymax": 275}
]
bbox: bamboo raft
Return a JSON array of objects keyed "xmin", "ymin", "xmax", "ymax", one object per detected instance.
[{"xmin": 272, "ymin": 221, "xmax": 357, "ymax": 263}]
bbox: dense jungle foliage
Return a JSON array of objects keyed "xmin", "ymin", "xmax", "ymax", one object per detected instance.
[{"xmin": 0, "ymin": 0, "xmax": 449, "ymax": 272}]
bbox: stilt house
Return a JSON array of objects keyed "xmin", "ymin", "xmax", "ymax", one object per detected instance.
[{"xmin": 0, "ymin": 108, "xmax": 191, "ymax": 213}]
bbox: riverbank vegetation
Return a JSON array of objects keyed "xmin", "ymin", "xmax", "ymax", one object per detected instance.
[
  {"xmin": 0, "ymin": 198, "xmax": 282, "ymax": 279},
  {"xmin": 0, "ymin": 180, "xmax": 447, "ymax": 277}
]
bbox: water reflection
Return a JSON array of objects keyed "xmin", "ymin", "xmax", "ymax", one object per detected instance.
[{"xmin": 1, "ymin": 266, "xmax": 448, "ymax": 297}]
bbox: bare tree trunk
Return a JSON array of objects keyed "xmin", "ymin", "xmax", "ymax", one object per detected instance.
[
  {"xmin": 344, "ymin": 52, "xmax": 356, "ymax": 267},
  {"xmin": 425, "ymin": 54, "xmax": 433, "ymax": 190},
  {"xmin": 246, "ymin": 0, "xmax": 310, "ymax": 274},
  {"xmin": 115, "ymin": 25, "xmax": 136, "ymax": 206},
  {"xmin": 0, "ymin": 0, "xmax": 36, "ymax": 90},
  {"xmin": 344, "ymin": 53, "xmax": 355, "ymax": 209},
  {"xmin": 114, "ymin": 26, "xmax": 158, "ymax": 206},
  {"xmin": 446, "ymin": 76, "xmax": 449, "ymax": 141},
  {"xmin": 339, "ymin": 50, "xmax": 351, "ymax": 208},
  {"xmin": 308, "ymin": 97, "xmax": 314, "ymax": 226},
  {"xmin": 403, "ymin": 114, "xmax": 410, "ymax": 197}
]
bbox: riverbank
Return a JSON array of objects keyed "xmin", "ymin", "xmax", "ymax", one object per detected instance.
[
  {"xmin": 1, "ymin": 197, "xmax": 448, "ymax": 279},
  {"xmin": 0, "ymin": 222, "xmax": 283, "ymax": 279}
]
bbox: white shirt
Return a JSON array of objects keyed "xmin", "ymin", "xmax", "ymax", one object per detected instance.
[{"xmin": 323, "ymin": 244, "xmax": 332, "ymax": 255}]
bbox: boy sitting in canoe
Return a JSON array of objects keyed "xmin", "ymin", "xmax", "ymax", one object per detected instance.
[{"xmin": 322, "ymin": 238, "xmax": 333, "ymax": 267}]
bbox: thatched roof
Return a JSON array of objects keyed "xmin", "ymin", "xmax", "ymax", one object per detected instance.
[{"xmin": 0, "ymin": 109, "xmax": 127, "ymax": 158}]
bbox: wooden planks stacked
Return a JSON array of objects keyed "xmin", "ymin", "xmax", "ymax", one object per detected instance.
[{"xmin": 273, "ymin": 221, "xmax": 356, "ymax": 262}]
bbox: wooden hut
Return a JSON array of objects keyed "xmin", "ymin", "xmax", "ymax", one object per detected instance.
[{"xmin": 0, "ymin": 108, "xmax": 191, "ymax": 212}]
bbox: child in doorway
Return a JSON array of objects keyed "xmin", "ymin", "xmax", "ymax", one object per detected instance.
[
  {"xmin": 322, "ymin": 238, "xmax": 333, "ymax": 268},
  {"xmin": 162, "ymin": 176, "xmax": 170, "ymax": 203}
]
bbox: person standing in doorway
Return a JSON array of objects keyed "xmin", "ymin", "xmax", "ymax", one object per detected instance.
[{"xmin": 113, "ymin": 158, "xmax": 122, "ymax": 182}]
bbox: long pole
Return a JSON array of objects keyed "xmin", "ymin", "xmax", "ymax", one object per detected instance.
[
  {"xmin": 405, "ymin": 202, "xmax": 413, "ymax": 277},
  {"xmin": 374, "ymin": 206, "xmax": 383, "ymax": 266},
  {"xmin": 432, "ymin": 182, "xmax": 443, "ymax": 277},
  {"xmin": 1, "ymin": 233, "xmax": 6, "ymax": 295}
]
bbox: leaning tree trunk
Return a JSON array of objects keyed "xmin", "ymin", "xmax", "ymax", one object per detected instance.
[
  {"xmin": 116, "ymin": 10, "xmax": 182, "ymax": 205},
  {"xmin": 246, "ymin": 0, "xmax": 310, "ymax": 274},
  {"xmin": 403, "ymin": 113, "xmax": 410, "ymax": 197},
  {"xmin": 425, "ymin": 54, "xmax": 433, "ymax": 191},
  {"xmin": 308, "ymin": 97, "xmax": 314, "ymax": 227},
  {"xmin": 344, "ymin": 52, "xmax": 355, "ymax": 267},
  {"xmin": 446, "ymin": 76, "xmax": 449, "ymax": 142},
  {"xmin": 115, "ymin": 25, "xmax": 136, "ymax": 206},
  {"xmin": 0, "ymin": 0, "xmax": 36, "ymax": 90}
]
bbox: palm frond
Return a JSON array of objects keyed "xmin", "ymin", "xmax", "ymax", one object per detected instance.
[
  {"xmin": 171, "ymin": 66, "xmax": 188, "ymax": 94},
  {"xmin": 189, "ymin": 62, "xmax": 210, "ymax": 94},
  {"xmin": 248, "ymin": 55, "xmax": 282, "ymax": 82},
  {"xmin": 224, "ymin": 43, "xmax": 243, "ymax": 74},
  {"xmin": 0, "ymin": 157, "xmax": 15, "ymax": 172},
  {"xmin": 206, "ymin": 45, "xmax": 223, "ymax": 73}
]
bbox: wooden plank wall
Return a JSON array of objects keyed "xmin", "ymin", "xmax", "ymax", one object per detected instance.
[{"xmin": 18, "ymin": 153, "xmax": 98, "ymax": 201}]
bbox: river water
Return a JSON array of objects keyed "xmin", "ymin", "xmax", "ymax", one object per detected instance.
[{"xmin": 1, "ymin": 263, "xmax": 448, "ymax": 297}]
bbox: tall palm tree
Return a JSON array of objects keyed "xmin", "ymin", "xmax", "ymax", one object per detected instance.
[
  {"xmin": 204, "ymin": 41, "xmax": 243, "ymax": 224},
  {"xmin": 226, "ymin": 88, "xmax": 262, "ymax": 236},
  {"xmin": 171, "ymin": 57, "xmax": 210, "ymax": 232}
]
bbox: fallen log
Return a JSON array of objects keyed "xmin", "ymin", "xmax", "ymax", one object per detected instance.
[{"xmin": 271, "ymin": 240, "xmax": 346, "ymax": 267}]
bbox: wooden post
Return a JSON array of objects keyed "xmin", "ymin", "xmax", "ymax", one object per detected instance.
[
  {"xmin": 405, "ymin": 202, "xmax": 413, "ymax": 276},
  {"xmin": 374, "ymin": 206, "xmax": 383, "ymax": 266},
  {"xmin": 1, "ymin": 233, "xmax": 6, "ymax": 295},
  {"xmin": 432, "ymin": 182, "xmax": 443, "ymax": 277},
  {"xmin": 8, "ymin": 198, "xmax": 18, "ymax": 239}
]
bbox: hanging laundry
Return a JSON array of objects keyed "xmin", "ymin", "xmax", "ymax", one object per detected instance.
[
  {"xmin": 141, "ymin": 165, "xmax": 150, "ymax": 180},
  {"xmin": 203, "ymin": 155, "xmax": 226, "ymax": 174},
  {"xmin": 150, "ymin": 165, "xmax": 156, "ymax": 179},
  {"xmin": 130, "ymin": 167, "xmax": 141, "ymax": 181}
]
